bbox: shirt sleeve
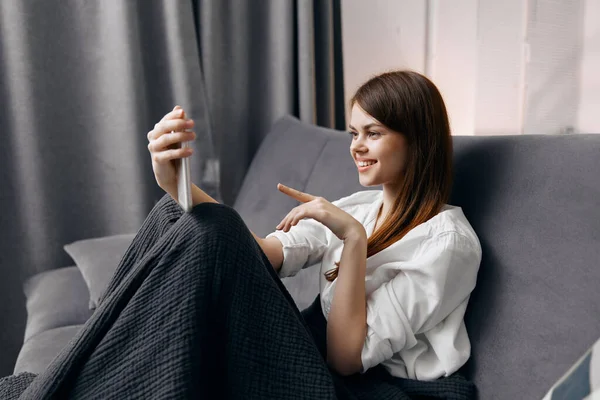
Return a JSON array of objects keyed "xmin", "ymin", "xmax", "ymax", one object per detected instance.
[
  {"xmin": 265, "ymin": 217, "xmax": 329, "ymax": 278},
  {"xmin": 360, "ymin": 231, "xmax": 482, "ymax": 373},
  {"xmin": 264, "ymin": 193, "xmax": 359, "ymax": 279}
]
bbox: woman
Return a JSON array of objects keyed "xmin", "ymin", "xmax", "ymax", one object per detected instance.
[{"xmin": 1, "ymin": 70, "xmax": 481, "ymax": 399}]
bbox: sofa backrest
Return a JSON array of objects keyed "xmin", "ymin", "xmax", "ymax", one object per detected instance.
[{"xmin": 234, "ymin": 115, "xmax": 600, "ymax": 400}]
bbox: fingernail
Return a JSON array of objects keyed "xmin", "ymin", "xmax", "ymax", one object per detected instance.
[{"xmin": 185, "ymin": 119, "xmax": 194, "ymax": 127}]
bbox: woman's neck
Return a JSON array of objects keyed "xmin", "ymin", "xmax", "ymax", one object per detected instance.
[
  {"xmin": 373, "ymin": 204, "xmax": 384, "ymax": 232},
  {"xmin": 380, "ymin": 183, "xmax": 401, "ymax": 225}
]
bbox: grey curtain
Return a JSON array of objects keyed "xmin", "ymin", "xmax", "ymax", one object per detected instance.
[{"xmin": 0, "ymin": 0, "xmax": 344, "ymax": 376}]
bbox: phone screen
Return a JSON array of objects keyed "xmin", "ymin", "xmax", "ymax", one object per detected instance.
[
  {"xmin": 177, "ymin": 147, "xmax": 192, "ymax": 212},
  {"xmin": 176, "ymin": 110, "xmax": 192, "ymax": 212}
]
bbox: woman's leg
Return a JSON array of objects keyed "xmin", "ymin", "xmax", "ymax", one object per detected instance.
[
  {"xmin": 21, "ymin": 201, "xmax": 337, "ymax": 399},
  {"xmin": 168, "ymin": 203, "xmax": 336, "ymax": 398}
]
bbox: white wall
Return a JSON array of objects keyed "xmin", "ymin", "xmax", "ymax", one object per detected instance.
[
  {"xmin": 341, "ymin": 0, "xmax": 427, "ymax": 103},
  {"xmin": 578, "ymin": 0, "xmax": 600, "ymax": 133},
  {"xmin": 427, "ymin": 0, "xmax": 478, "ymax": 136},
  {"xmin": 473, "ymin": 0, "xmax": 527, "ymax": 135},
  {"xmin": 341, "ymin": 0, "xmax": 600, "ymax": 135},
  {"xmin": 523, "ymin": 0, "xmax": 584, "ymax": 135}
]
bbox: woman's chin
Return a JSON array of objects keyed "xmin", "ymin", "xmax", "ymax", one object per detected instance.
[{"xmin": 358, "ymin": 176, "xmax": 379, "ymax": 187}]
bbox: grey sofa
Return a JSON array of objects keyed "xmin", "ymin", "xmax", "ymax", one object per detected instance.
[{"xmin": 10, "ymin": 115, "xmax": 600, "ymax": 399}]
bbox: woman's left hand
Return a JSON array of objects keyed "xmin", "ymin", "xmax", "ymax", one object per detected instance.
[{"xmin": 275, "ymin": 183, "xmax": 366, "ymax": 242}]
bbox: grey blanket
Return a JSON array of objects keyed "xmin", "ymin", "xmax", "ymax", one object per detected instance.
[{"xmin": 1, "ymin": 195, "xmax": 476, "ymax": 399}]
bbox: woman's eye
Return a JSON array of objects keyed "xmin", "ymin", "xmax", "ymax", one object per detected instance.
[{"xmin": 348, "ymin": 131, "xmax": 380, "ymax": 139}]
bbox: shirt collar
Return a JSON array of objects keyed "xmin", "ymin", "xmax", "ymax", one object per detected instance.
[{"xmin": 364, "ymin": 191, "xmax": 384, "ymax": 238}]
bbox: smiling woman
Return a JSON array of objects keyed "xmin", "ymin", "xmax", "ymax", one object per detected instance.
[{"xmin": 263, "ymin": 71, "xmax": 480, "ymax": 393}]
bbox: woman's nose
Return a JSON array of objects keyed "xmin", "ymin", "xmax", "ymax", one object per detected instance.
[{"xmin": 350, "ymin": 140, "xmax": 367, "ymax": 153}]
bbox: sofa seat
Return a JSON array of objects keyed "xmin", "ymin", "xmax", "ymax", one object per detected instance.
[
  {"xmin": 14, "ymin": 325, "xmax": 85, "ymax": 374},
  {"xmin": 14, "ymin": 266, "xmax": 92, "ymax": 374}
]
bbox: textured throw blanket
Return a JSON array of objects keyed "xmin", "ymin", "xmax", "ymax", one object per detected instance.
[{"xmin": 0, "ymin": 195, "xmax": 476, "ymax": 399}]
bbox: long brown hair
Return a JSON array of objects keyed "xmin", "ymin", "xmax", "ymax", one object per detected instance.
[{"xmin": 324, "ymin": 70, "xmax": 453, "ymax": 282}]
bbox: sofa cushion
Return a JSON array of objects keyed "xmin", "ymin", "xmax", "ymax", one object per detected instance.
[
  {"xmin": 64, "ymin": 233, "xmax": 136, "ymax": 309},
  {"xmin": 23, "ymin": 267, "xmax": 92, "ymax": 343},
  {"xmin": 542, "ymin": 336, "xmax": 600, "ymax": 399},
  {"xmin": 450, "ymin": 134, "xmax": 600, "ymax": 399},
  {"xmin": 234, "ymin": 116, "xmax": 344, "ymax": 238},
  {"xmin": 14, "ymin": 325, "xmax": 84, "ymax": 375}
]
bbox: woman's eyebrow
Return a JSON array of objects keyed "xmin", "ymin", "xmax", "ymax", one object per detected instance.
[{"xmin": 348, "ymin": 123, "xmax": 381, "ymax": 131}]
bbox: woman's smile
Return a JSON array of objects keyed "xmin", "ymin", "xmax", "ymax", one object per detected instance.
[{"xmin": 357, "ymin": 160, "xmax": 378, "ymax": 172}]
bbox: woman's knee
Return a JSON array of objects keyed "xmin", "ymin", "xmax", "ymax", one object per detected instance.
[
  {"xmin": 167, "ymin": 203, "xmax": 266, "ymax": 278},
  {"xmin": 178, "ymin": 202, "xmax": 253, "ymax": 245}
]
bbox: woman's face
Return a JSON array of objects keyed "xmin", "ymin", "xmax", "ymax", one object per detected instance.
[{"xmin": 348, "ymin": 104, "xmax": 407, "ymax": 189}]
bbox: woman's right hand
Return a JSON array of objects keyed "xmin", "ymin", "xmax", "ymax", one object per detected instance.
[{"xmin": 147, "ymin": 105, "xmax": 196, "ymax": 195}]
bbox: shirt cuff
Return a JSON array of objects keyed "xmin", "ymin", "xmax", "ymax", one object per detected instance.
[
  {"xmin": 360, "ymin": 287, "xmax": 416, "ymax": 373},
  {"xmin": 265, "ymin": 230, "xmax": 309, "ymax": 279},
  {"xmin": 360, "ymin": 299, "xmax": 394, "ymax": 373}
]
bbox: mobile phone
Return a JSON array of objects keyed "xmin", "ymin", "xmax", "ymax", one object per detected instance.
[{"xmin": 175, "ymin": 111, "xmax": 192, "ymax": 212}]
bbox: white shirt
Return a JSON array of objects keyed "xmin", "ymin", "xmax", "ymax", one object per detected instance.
[{"xmin": 265, "ymin": 190, "xmax": 482, "ymax": 380}]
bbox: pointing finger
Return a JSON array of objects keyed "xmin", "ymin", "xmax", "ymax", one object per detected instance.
[{"xmin": 277, "ymin": 183, "xmax": 316, "ymax": 203}]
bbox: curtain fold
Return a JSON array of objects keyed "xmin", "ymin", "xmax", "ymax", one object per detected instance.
[
  {"xmin": 195, "ymin": 0, "xmax": 345, "ymax": 205},
  {"xmin": 0, "ymin": 0, "xmax": 344, "ymax": 376}
]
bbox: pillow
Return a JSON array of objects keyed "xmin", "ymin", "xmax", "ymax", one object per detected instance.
[
  {"xmin": 64, "ymin": 233, "xmax": 136, "ymax": 310},
  {"xmin": 23, "ymin": 266, "xmax": 93, "ymax": 342},
  {"xmin": 542, "ymin": 336, "xmax": 600, "ymax": 399}
]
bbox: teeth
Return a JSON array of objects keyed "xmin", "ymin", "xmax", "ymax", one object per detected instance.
[{"xmin": 358, "ymin": 161, "xmax": 376, "ymax": 167}]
